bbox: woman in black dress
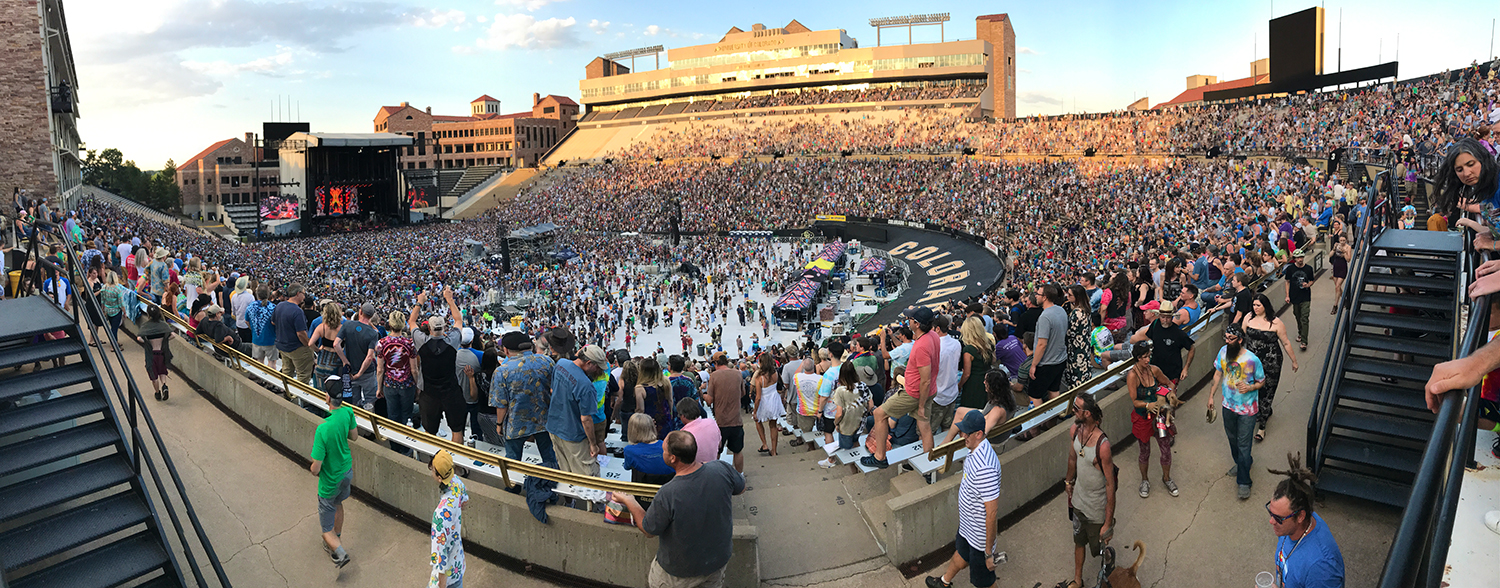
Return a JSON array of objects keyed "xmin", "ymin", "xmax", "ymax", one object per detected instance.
[
  {"xmin": 1329, "ymin": 233, "xmax": 1350, "ymax": 314},
  {"xmin": 136, "ymin": 305, "xmax": 176, "ymax": 401},
  {"xmin": 1241, "ymin": 293, "xmax": 1299, "ymax": 440}
]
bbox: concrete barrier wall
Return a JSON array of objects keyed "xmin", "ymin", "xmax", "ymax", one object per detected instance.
[
  {"xmin": 882, "ymin": 276, "xmax": 1304, "ymax": 566},
  {"xmin": 127, "ymin": 319, "xmax": 760, "ymax": 588}
]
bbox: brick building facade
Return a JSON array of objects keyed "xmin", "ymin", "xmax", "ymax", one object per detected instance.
[
  {"xmin": 373, "ymin": 93, "xmax": 578, "ymax": 170},
  {"xmin": 0, "ymin": 0, "xmax": 82, "ymax": 207},
  {"xmin": 975, "ymin": 13, "xmax": 1017, "ymax": 120},
  {"xmin": 176, "ymin": 133, "xmax": 280, "ymax": 223}
]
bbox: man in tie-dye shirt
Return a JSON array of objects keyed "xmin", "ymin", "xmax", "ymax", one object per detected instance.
[{"xmin": 1207, "ymin": 324, "xmax": 1265, "ymax": 501}]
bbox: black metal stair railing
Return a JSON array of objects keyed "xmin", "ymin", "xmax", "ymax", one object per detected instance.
[{"xmin": 12, "ymin": 218, "xmax": 232, "ymax": 588}]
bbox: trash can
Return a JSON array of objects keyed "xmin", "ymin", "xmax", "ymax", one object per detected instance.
[
  {"xmin": 696, "ymin": 343, "xmax": 706, "ymax": 356},
  {"xmin": 8, "ymin": 270, "xmax": 18, "ymax": 298}
]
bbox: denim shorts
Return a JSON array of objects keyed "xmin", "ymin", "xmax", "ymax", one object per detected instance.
[
  {"xmin": 317, "ymin": 469, "xmax": 353, "ymax": 533},
  {"xmin": 838, "ymin": 432, "xmax": 858, "ymax": 450}
]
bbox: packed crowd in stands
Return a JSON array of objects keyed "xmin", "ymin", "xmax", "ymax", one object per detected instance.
[
  {"xmin": 605, "ymin": 60, "xmax": 1499, "ymax": 162},
  {"xmin": 703, "ymin": 82, "xmax": 986, "ymax": 113}
]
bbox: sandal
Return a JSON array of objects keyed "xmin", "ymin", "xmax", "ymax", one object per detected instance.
[
  {"xmin": 757, "ymin": 448, "xmax": 771, "ymax": 455},
  {"xmin": 1255, "ymin": 428, "xmax": 1266, "ymax": 442}
]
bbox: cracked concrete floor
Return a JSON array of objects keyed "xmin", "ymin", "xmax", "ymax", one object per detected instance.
[{"xmin": 96, "ymin": 341, "xmax": 552, "ymax": 588}]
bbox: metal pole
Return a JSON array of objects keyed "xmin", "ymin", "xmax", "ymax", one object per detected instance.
[{"xmin": 1338, "ymin": 9, "xmax": 1342, "ymax": 72}]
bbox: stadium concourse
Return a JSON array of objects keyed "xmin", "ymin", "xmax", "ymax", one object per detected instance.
[{"xmin": 54, "ymin": 59, "xmax": 1498, "ymax": 587}]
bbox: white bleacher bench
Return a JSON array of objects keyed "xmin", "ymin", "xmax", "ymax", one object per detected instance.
[{"xmin": 832, "ymin": 435, "xmax": 869, "ymax": 465}]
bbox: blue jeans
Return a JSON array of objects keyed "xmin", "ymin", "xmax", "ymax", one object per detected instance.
[
  {"xmin": 504, "ymin": 433, "xmax": 558, "ymax": 469},
  {"xmin": 384, "ymin": 381, "xmax": 417, "ymax": 433},
  {"xmin": 838, "ymin": 432, "xmax": 858, "ymax": 450},
  {"xmin": 1223, "ymin": 408, "xmax": 1256, "ymax": 487}
]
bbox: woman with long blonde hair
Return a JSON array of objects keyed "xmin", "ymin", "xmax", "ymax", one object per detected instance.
[{"xmin": 958, "ymin": 316, "xmax": 995, "ymax": 409}]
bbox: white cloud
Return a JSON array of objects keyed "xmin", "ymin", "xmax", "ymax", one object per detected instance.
[
  {"xmin": 475, "ymin": 13, "xmax": 579, "ymax": 51},
  {"xmin": 1018, "ymin": 68, "xmax": 1033, "ymax": 74},
  {"xmin": 1017, "ymin": 46, "xmax": 1041, "ymax": 55},
  {"xmin": 184, "ymin": 47, "xmax": 300, "ymax": 77},
  {"xmin": 643, "ymin": 25, "xmax": 661, "ymax": 36},
  {"xmin": 477, "ymin": 15, "xmax": 488, "ymax": 23},
  {"xmin": 1019, "ymin": 91, "xmax": 1062, "ymax": 106},
  {"xmin": 495, "ymin": 0, "xmax": 562, "ymax": 11},
  {"xmin": 407, "ymin": 8, "xmax": 466, "ymax": 29},
  {"xmin": 451, "ymin": 45, "xmax": 481, "ymax": 55},
  {"xmin": 588, "ymin": 19, "xmax": 610, "ymax": 35}
]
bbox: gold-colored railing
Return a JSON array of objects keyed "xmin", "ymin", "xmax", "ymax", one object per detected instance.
[{"xmin": 131, "ymin": 294, "xmax": 662, "ymax": 497}]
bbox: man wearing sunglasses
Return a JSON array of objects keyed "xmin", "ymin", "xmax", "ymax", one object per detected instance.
[{"xmin": 1266, "ymin": 454, "xmax": 1344, "ymax": 588}]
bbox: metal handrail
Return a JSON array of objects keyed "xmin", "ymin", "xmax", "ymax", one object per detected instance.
[
  {"xmin": 1307, "ymin": 178, "xmax": 1391, "ymax": 468},
  {"xmin": 128, "ymin": 294, "xmax": 665, "ymax": 498},
  {"xmin": 925, "ymin": 262, "xmax": 1289, "ymax": 469},
  {"xmin": 17, "ymin": 220, "xmax": 231, "ymax": 587},
  {"xmin": 1377, "ymin": 289, "xmax": 1489, "ymax": 588}
]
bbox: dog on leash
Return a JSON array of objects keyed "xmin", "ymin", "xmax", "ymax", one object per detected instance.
[{"xmin": 1105, "ymin": 541, "xmax": 1147, "ymax": 588}]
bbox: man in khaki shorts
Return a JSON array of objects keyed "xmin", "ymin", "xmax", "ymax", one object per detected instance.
[{"xmin": 862, "ymin": 307, "xmax": 940, "ymax": 468}]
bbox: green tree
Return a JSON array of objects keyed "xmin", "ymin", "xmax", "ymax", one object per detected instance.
[{"xmin": 146, "ymin": 159, "xmax": 181, "ymax": 212}]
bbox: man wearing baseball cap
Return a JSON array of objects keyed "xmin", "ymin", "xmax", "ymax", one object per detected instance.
[
  {"xmin": 926, "ymin": 411, "xmax": 1000, "ymax": 588},
  {"xmin": 547, "ymin": 342, "xmax": 608, "ymax": 476},
  {"xmin": 862, "ymin": 306, "xmax": 939, "ymax": 468},
  {"xmin": 408, "ymin": 286, "xmax": 467, "ymax": 443},
  {"xmin": 334, "ymin": 303, "xmax": 381, "ymax": 411}
]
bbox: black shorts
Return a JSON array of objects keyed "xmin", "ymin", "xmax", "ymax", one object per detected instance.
[
  {"xmin": 1028, "ymin": 362, "xmax": 1066, "ymax": 399},
  {"xmin": 1480, "ymin": 397, "xmax": 1500, "ymax": 426},
  {"xmin": 817, "ymin": 416, "xmax": 836, "ymax": 434},
  {"xmin": 418, "ymin": 391, "xmax": 467, "ymax": 436},
  {"xmin": 720, "ymin": 425, "xmax": 745, "ymax": 454},
  {"xmin": 955, "ymin": 533, "xmax": 996, "ymax": 588}
]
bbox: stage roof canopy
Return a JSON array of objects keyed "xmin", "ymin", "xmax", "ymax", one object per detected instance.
[{"xmin": 287, "ymin": 132, "xmax": 415, "ymax": 147}]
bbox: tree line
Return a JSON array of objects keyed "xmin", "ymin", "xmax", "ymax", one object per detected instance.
[{"xmin": 83, "ymin": 148, "xmax": 181, "ymax": 213}]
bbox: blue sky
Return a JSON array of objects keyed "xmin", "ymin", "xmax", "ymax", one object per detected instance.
[{"xmin": 69, "ymin": 0, "xmax": 1496, "ymax": 168}]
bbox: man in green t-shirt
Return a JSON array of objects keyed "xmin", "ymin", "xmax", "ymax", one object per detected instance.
[{"xmin": 311, "ymin": 376, "xmax": 358, "ymax": 568}]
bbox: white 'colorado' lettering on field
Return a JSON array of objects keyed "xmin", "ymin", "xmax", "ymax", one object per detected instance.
[{"xmin": 883, "ymin": 238, "xmax": 970, "ymax": 306}]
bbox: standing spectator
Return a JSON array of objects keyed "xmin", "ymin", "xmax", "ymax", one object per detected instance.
[
  {"xmin": 547, "ymin": 342, "xmax": 607, "ymax": 476},
  {"xmin": 1125, "ymin": 343, "xmax": 1178, "ymax": 499},
  {"xmin": 411, "ymin": 288, "xmax": 467, "ymax": 443},
  {"xmin": 335, "ymin": 303, "xmax": 381, "ymax": 411},
  {"xmin": 490, "ymin": 332, "xmax": 557, "ymax": 467},
  {"xmin": 863, "ymin": 306, "xmax": 939, "ymax": 468},
  {"xmin": 606, "ymin": 430, "xmax": 746, "ymax": 588},
  {"xmin": 1283, "ymin": 250, "xmax": 1316, "ymax": 351},
  {"xmin": 815, "ymin": 341, "xmax": 846, "ymax": 448},
  {"xmin": 958, "ymin": 317, "xmax": 995, "ymax": 409},
  {"xmin": 634, "ymin": 356, "xmax": 672, "ymax": 438},
  {"xmin": 750, "ymin": 354, "xmax": 785, "ymax": 457},
  {"xmin": 311, "ymin": 376, "xmax": 357, "ymax": 569},
  {"xmin": 1129, "ymin": 301, "xmax": 1196, "ymax": 385},
  {"xmin": 929, "ymin": 316, "xmax": 961, "ymax": 434},
  {"xmin": 427, "ymin": 449, "xmax": 468, "ymax": 588},
  {"xmin": 791, "ymin": 358, "xmax": 821, "ymax": 451},
  {"xmin": 273, "ymin": 282, "xmax": 315, "ymax": 385},
  {"xmin": 1028, "ymin": 284, "xmax": 1069, "ymax": 406},
  {"xmin": 135, "ymin": 305, "xmax": 176, "ymax": 401},
  {"xmin": 676, "ymin": 397, "xmax": 721, "ymax": 466},
  {"xmin": 245, "ymin": 286, "xmax": 278, "ymax": 370},
  {"xmin": 924, "ymin": 411, "xmax": 1000, "ymax": 588},
  {"xmin": 376, "ymin": 312, "xmax": 419, "ymax": 438},
  {"xmin": 1267, "ymin": 453, "xmax": 1345, "ymax": 588},
  {"xmin": 1065, "ymin": 392, "xmax": 1116, "ymax": 588},
  {"xmin": 1208, "ymin": 325, "xmax": 1266, "ymax": 500},
  {"xmin": 703, "ymin": 352, "xmax": 746, "ymax": 473},
  {"xmin": 667, "ymin": 355, "xmax": 700, "ymax": 430},
  {"xmin": 146, "ymin": 246, "xmax": 171, "ymax": 303},
  {"xmin": 98, "ymin": 271, "xmax": 128, "ymax": 350},
  {"xmin": 1063, "ymin": 285, "xmax": 1097, "ymax": 390},
  {"xmin": 1242, "ymin": 294, "xmax": 1299, "ymax": 442},
  {"xmin": 229, "ymin": 276, "xmax": 254, "ymax": 343},
  {"xmin": 454, "ymin": 327, "xmax": 482, "ymax": 441}
]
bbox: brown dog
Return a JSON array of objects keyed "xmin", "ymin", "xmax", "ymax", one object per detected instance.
[{"xmin": 1106, "ymin": 541, "xmax": 1147, "ymax": 588}]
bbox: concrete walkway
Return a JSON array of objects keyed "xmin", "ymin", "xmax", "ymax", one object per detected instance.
[
  {"xmin": 94, "ymin": 270, "xmax": 1402, "ymax": 588},
  {"xmin": 94, "ymin": 338, "xmax": 551, "ymax": 588}
]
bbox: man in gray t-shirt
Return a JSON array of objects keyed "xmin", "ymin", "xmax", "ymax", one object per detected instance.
[
  {"xmin": 335, "ymin": 304, "xmax": 381, "ymax": 409},
  {"xmin": 607, "ymin": 430, "xmax": 746, "ymax": 585},
  {"xmin": 1027, "ymin": 284, "xmax": 1070, "ymax": 404}
]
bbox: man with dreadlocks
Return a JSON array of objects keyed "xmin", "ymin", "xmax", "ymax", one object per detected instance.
[{"xmin": 1266, "ymin": 452, "xmax": 1345, "ymax": 588}]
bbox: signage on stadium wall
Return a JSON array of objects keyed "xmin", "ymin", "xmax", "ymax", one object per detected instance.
[
  {"xmin": 887, "ymin": 240, "xmax": 971, "ymax": 307},
  {"xmin": 983, "ymin": 240, "xmax": 999, "ymax": 256},
  {"xmin": 814, "ymin": 214, "xmax": 847, "ymax": 222}
]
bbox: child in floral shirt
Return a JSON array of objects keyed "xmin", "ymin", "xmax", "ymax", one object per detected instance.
[{"xmin": 428, "ymin": 450, "xmax": 468, "ymax": 588}]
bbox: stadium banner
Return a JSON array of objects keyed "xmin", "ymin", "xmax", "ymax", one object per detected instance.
[
  {"xmin": 984, "ymin": 240, "xmax": 1000, "ymax": 256},
  {"xmin": 814, "ymin": 214, "xmax": 847, "ymax": 223}
]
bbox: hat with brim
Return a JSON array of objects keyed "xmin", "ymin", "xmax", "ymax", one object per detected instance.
[{"xmin": 153, "ymin": 247, "xmax": 170, "ymax": 259}]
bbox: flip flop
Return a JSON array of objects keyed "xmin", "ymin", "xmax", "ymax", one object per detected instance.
[
  {"xmin": 1255, "ymin": 428, "xmax": 1266, "ymax": 442},
  {"xmin": 757, "ymin": 448, "xmax": 770, "ymax": 455}
]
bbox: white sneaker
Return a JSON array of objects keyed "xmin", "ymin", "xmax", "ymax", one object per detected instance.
[
  {"xmin": 1485, "ymin": 510, "xmax": 1500, "ymax": 535},
  {"xmin": 817, "ymin": 459, "xmax": 836, "ymax": 469}
]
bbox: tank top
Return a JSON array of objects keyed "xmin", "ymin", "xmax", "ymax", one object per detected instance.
[
  {"xmin": 1072, "ymin": 428, "xmax": 1108, "ymax": 523},
  {"xmin": 1133, "ymin": 368, "xmax": 1161, "ymax": 417}
]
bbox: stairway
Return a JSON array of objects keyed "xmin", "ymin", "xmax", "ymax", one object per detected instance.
[
  {"xmin": 1312, "ymin": 229, "xmax": 1464, "ymax": 507},
  {"xmin": 0, "ymin": 296, "xmax": 184, "ymax": 588},
  {"xmin": 445, "ymin": 165, "xmax": 504, "ymax": 200}
]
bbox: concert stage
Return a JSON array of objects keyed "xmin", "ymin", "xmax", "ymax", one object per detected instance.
[{"xmin": 276, "ymin": 132, "xmax": 415, "ymax": 235}]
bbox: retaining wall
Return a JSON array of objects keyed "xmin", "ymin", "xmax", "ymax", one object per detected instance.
[{"xmin": 123, "ymin": 318, "xmax": 760, "ymax": 588}]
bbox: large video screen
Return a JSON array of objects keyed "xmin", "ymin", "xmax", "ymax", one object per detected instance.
[
  {"xmin": 313, "ymin": 183, "xmax": 368, "ymax": 217},
  {"xmin": 260, "ymin": 193, "xmax": 298, "ymax": 220},
  {"xmin": 408, "ymin": 185, "xmax": 437, "ymax": 209}
]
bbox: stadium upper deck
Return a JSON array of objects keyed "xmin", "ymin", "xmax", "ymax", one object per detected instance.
[{"xmin": 578, "ymin": 16, "xmax": 1015, "ymax": 119}]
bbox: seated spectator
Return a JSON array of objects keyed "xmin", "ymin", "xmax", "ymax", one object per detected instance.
[{"xmin": 623, "ymin": 413, "xmax": 675, "ymax": 485}]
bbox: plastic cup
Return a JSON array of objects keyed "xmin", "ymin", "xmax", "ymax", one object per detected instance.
[{"xmin": 1255, "ymin": 571, "xmax": 1275, "ymax": 588}]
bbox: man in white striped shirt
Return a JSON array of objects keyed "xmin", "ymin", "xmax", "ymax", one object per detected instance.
[{"xmin": 926, "ymin": 411, "xmax": 1000, "ymax": 588}]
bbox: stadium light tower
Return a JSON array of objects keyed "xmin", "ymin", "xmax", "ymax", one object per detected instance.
[
  {"xmin": 604, "ymin": 45, "xmax": 666, "ymax": 72},
  {"xmin": 869, "ymin": 13, "xmax": 950, "ymax": 46}
]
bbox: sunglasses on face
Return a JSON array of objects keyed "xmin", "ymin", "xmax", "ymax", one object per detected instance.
[{"xmin": 1265, "ymin": 501, "xmax": 1301, "ymax": 524}]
